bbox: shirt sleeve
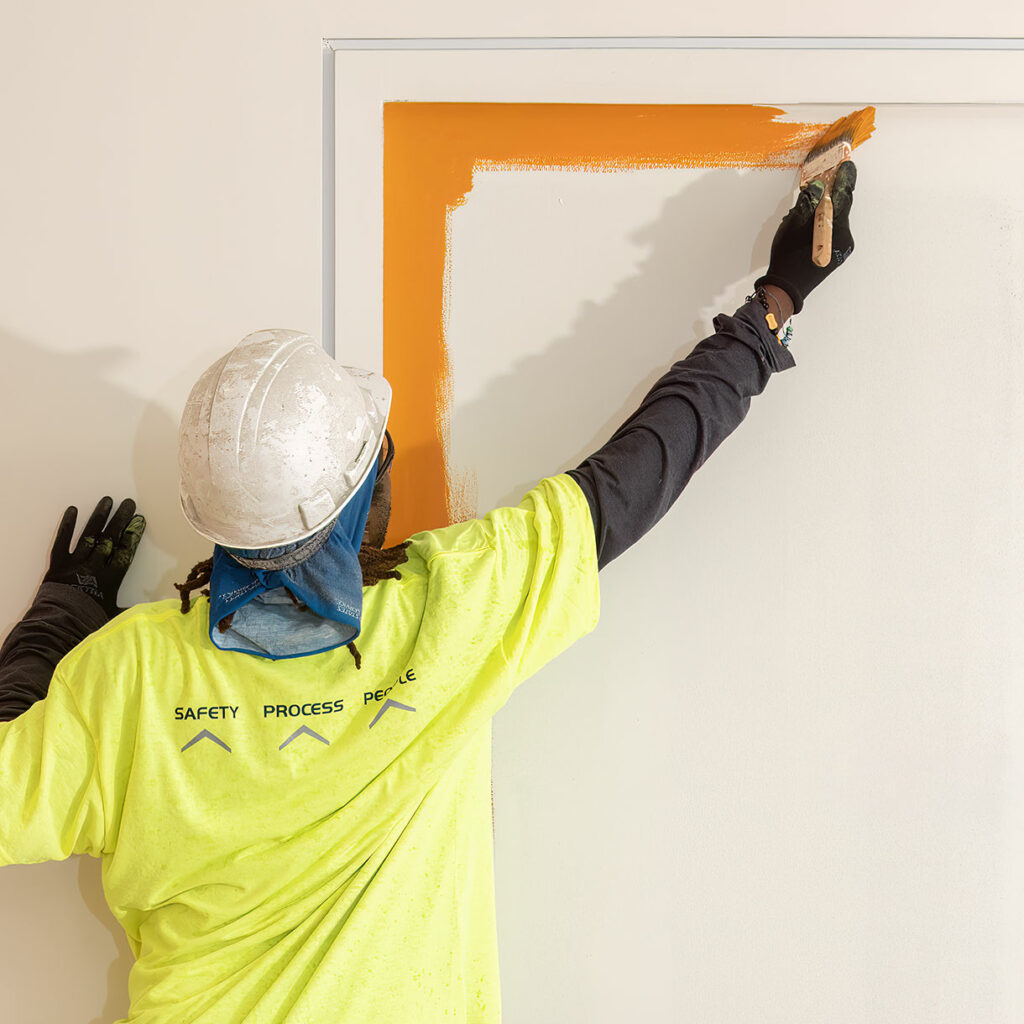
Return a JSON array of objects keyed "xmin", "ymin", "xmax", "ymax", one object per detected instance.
[
  {"xmin": 486, "ymin": 474, "xmax": 601, "ymax": 683},
  {"xmin": 0, "ymin": 668, "xmax": 106, "ymax": 865},
  {"xmin": 568, "ymin": 298, "xmax": 795, "ymax": 568},
  {"xmin": 0, "ymin": 582, "xmax": 108, "ymax": 722},
  {"xmin": 390, "ymin": 475, "xmax": 600, "ymax": 743}
]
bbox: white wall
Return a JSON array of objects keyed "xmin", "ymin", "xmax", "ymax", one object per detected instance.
[{"xmin": 2, "ymin": 4, "xmax": 1023, "ymax": 1023}]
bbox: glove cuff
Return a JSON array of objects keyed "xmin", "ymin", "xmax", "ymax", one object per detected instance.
[{"xmin": 753, "ymin": 275, "xmax": 804, "ymax": 316}]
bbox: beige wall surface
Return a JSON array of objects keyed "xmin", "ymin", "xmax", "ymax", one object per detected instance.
[{"xmin": 2, "ymin": 4, "xmax": 1024, "ymax": 1023}]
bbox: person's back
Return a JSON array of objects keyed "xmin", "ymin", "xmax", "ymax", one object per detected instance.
[{"xmin": 5, "ymin": 477, "xmax": 597, "ymax": 1021}]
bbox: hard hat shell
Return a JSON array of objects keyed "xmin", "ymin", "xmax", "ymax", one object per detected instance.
[{"xmin": 178, "ymin": 329, "xmax": 391, "ymax": 550}]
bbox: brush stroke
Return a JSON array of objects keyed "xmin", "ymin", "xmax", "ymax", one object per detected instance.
[{"xmin": 383, "ymin": 103, "xmax": 875, "ymax": 542}]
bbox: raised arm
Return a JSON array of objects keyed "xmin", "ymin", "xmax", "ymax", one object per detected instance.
[
  {"xmin": 569, "ymin": 162, "xmax": 857, "ymax": 568},
  {"xmin": 0, "ymin": 497, "xmax": 145, "ymax": 721}
]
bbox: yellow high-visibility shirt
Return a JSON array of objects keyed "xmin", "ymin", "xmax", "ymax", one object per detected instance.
[{"xmin": 0, "ymin": 475, "xmax": 599, "ymax": 1023}]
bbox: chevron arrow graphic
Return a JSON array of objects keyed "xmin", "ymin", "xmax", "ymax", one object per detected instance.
[
  {"xmin": 181, "ymin": 729, "xmax": 232, "ymax": 753},
  {"xmin": 279, "ymin": 725, "xmax": 330, "ymax": 750},
  {"xmin": 368, "ymin": 699, "xmax": 417, "ymax": 729}
]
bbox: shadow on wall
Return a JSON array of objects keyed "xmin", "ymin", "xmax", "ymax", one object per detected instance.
[
  {"xmin": 132, "ymin": 395, "xmax": 216, "ymax": 599},
  {"xmin": 79, "ymin": 857, "xmax": 134, "ymax": 1024},
  {"xmin": 448, "ymin": 167, "xmax": 793, "ymax": 510},
  {"xmin": 0, "ymin": 328, "xmax": 150, "ymax": 631},
  {"xmin": 0, "ymin": 326, "xmax": 211, "ymax": 635}
]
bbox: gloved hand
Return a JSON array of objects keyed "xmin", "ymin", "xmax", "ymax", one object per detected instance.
[
  {"xmin": 755, "ymin": 159, "xmax": 857, "ymax": 314},
  {"xmin": 43, "ymin": 497, "xmax": 146, "ymax": 619}
]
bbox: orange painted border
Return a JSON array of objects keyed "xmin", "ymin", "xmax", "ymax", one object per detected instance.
[{"xmin": 383, "ymin": 103, "xmax": 873, "ymax": 542}]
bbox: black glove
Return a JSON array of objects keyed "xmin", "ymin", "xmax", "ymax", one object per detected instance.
[
  {"xmin": 755, "ymin": 159, "xmax": 857, "ymax": 314},
  {"xmin": 43, "ymin": 497, "xmax": 146, "ymax": 619}
]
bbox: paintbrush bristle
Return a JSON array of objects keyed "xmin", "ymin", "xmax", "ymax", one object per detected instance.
[{"xmin": 805, "ymin": 106, "xmax": 876, "ymax": 161}]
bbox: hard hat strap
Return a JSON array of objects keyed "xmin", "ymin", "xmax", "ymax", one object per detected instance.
[{"xmin": 225, "ymin": 517, "xmax": 336, "ymax": 572}]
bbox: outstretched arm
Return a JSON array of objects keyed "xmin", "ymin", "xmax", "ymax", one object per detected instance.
[
  {"xmin": 0, "ymin": 497, "xmax": 145, "ymax": 721},
  {"xmin": 569, "ymin": 162, "xmax": 857, "ymax": 568}
]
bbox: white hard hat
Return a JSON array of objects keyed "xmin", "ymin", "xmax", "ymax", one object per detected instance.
[{"xmin": 178, "ymin": 329, "xmax": 391, "ymax": 550}]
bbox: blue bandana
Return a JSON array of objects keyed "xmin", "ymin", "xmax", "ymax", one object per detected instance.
[{"xmin": 207, "ymin": 464, "xmax": 377, "ymax": 659}]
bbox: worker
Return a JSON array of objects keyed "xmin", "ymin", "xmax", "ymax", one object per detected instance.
[{"xmin": 0, "ymin": 163, "xmax": 856, "ymax": 1023}]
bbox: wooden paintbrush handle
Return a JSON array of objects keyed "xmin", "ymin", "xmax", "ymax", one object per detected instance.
[{"xmin": 812, "ymin": 178, "xmax": 835, "ymax": 268}]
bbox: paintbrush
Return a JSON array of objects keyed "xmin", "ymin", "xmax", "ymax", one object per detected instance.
[{"xmin": 801, "ymin": 107, "xmax": 874, "ymax": 267}]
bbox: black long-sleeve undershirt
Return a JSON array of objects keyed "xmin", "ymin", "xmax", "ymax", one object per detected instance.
[
  {"xmin": 0, "ymin": 583, "xmax": 107, "ymax": 721},
  {"xmin": 568, "ymin": 298, "xmax": 794, "ymax": 568}
]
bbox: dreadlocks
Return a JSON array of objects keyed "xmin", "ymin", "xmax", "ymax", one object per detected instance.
[
  {"xmin": 174, "ymin": 558, "xmax": 214, "ymax": 613},
  {"xmin": 173, "ymin": 540, "xmax": 412, "ymax": 669}
]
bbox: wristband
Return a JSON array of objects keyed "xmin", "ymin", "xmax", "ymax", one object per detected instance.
[{"xmin": 747, "ymin": 287, "xmax": 793, "ymax": 347}]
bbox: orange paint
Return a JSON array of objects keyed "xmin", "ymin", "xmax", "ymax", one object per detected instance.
[
  {"xmin": 815, "ymin": 105, "xmax": 877, "ymax": 152},
  {"xmin": 383, "ymin": 103, "xmax": 875, "ymax": 542}
]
